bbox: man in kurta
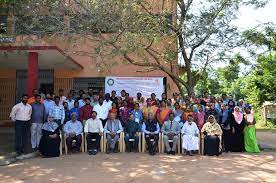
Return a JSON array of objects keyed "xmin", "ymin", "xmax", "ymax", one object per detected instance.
[
  {"xmin": 162, "ymin": 113, "xmax": 180, "ymax": 155},
  {"xmin": 104, "ymin": 112, "xmax": 123, "ymax": 154},
  {"xmin": 181, "ymin": 115, "xmax": 199, "ymax": 156}
]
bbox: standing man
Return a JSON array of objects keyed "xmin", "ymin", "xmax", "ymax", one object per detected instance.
[
  {"xmin": 142, "ymin": 113, "xmax": 160, "ymax": 155},
  {"xmin": 104, "ymin": 112, "xmax": 123, "ymax": 154},
  {"xmin": 84, "ymin": 111, "xmax": 104, "ymax": 155},
  {"xmin": 28, "ymin": 88, "xmax": 43, "ymax": 104},
  {"xmin": 65, "ymin": 92, "xmax": 75, "ymax": 111},
  {"xmin": 162, "ymin": 113, "xmax": 180, "ymax": 155},
  {"xmin": 58, "ymin": 89, "xmax": 67, "ymax": 106},
  {"xmin": 64, "ymin": 113, "xmax": 83, "ymax": 153},
  {"xmin": 10, "ymin": 94, "xmax": 32, "ymax": 156},
  {"xmin": 110, "ymin": 90, "xmax": 118, "ymax": 104},
  {"xmin": 43, "ymin": 93, "xmax": 54, "ymax": 117},
  {"xmin": 49, "ymin": 96, "xmax": 65, "ymax": 127},
  {"xmin": 181, "ymin": 115, "xmax": 199, "ymax": 156},
  {"xmin": 124, "ymin": 114, "xmax": 140, "ymax": 152},
  {"xmin": 30, "ymin": 95, "xmax": 46, "ymax": 152},
  {"xmin": 80, "ymin": 98, "xmax": 93, "ymax": 127},
  {"xmin": 103, "ymin": 93, "xmax": 113, "ymax": 109},
  {"xmin": 94, "ymin": 97, "xmax": 110, "ymax": 126}
]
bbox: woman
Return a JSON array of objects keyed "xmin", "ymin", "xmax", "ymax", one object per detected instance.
[
  {"xmin": 230, "ymin": 106, "xmax": 245, "ymax": 152},
  {"xmin": 194, "ymin": 105, "xmax": 205, "ymax": 130},
  {"xmin": 201, "ymin": 115, "xmax": 222, "ymax": 156},
  {"xmin": 156, "ymin": 100, "xmax": 172, "ymax": 125},
  {"xmin": 244, "ymin": 106, "xmax": 260, "ymax": 153},
  {"xmin": 109, "ymin": 102, "xmax": 119, "ymax": 118},
  {"xmin": 39, "ymin": 116, "xmax": 61, "ymax": 157},
  {"xmin": 173, "ymin": 102, "xmax": 183, "ymax": 118},
  {"xmin": 119, "ymin": 100, "xmax": 131, "ymax": 127}
]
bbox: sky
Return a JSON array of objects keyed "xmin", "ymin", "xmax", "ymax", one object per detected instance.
[{"xmin": 235, "ymin": 0, "xmax": 276, "ymax": 29}]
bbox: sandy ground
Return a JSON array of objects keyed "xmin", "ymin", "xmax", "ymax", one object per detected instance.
[{"xmin": 0, "ymin": 152, "xmax": 276, "ymax": 183}]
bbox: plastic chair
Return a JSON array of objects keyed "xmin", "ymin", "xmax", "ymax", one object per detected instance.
[
  {"xmin": 64, "ymin": 134, "xmax": 84, "ymax": 154},
  {"xmin": 84, "ymin": 133, "xmax": 104, "ymax": 152},
  {"xmin": 142, "ymin": 133, "xmax": 162, "ymax": 153},
  {"xmin": 122, "ymin": 132, "xmax": 141, "ymax": 152},
  {"xmin": 161, "ymin": 133, "xmax": 181, "ymax": 154},
  {"xmin": 103, "ymin": 132, "xmax": 124, "ymax": 152}
]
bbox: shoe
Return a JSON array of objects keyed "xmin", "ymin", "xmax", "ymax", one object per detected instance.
[
  {"xmin": 88, "ymin": 150, "xmax": 93, "ymax": 155},
  {"xmin": 92, "ymin": 149, "xmax": 98, "ymax": 155},
  {"xmin": 113, "ymin": 149, "xmax": 118, "ymax": 153},
  {"xmin": 171, "ymin": 151, "xmax": 176, "ymax": 155},
  {"xmin": 166, "ymin": 151, "xmax": 170, "ymax": 155},
  {"xmin": 106, "ymin": 149, "xmax": 111, "ymax": 154}
]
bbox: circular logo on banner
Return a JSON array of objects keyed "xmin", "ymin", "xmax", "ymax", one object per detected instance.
[{"xmin": 107, "ymin": 78, "xmax": 115, "ymax": 86}]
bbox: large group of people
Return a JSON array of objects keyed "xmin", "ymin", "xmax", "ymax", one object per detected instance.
[{"xmin": 10, "ymin": 88, "xmax": 260, "ymax": 158}]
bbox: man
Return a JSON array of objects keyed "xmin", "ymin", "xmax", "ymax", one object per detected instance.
[
  {"xmin": 162, "ymin": 113, "xmax": 180, "ymax": 155},
  {"xmin": 30, "ymin": 95, "xmax": 46, "ymax": 152},
  {"xmin": 91, "ymin": 95, "xmax": 99, "ymax": 107},
  {"xmin": 28, "ymin": 88, "xmax": 43, "ymax": 104},
  {"xmin": 142, "ymin": 113, "xmax": 160, "ymax": 155},
  {"xmin": 80, "ymin": 97, "xmax": 93, "ymax": 126},
  {"xmin": 87, "ymin": 88, "xmax": 94, "ymax": 101},
  {"xmin": 120, "ymin": 90, "xmax": 126, "ymax": 100},
  {"xmin": 49, "ymin": 96, "xmax": 65, "ymax": 126},
  {"xmin": 104, "ymin": 112, "xmax": 123, "ymax": 154},
  {"xmin": 103, "ymin": 93, "xmax": 112, "ymax": 109},
  {"xmin": 10, "ymin": 94, "xmax": 32, "ymax": 156},
  {"xmin": 84, "ymin": 111, "xmax": 104, "ymax": 155},
  {"xmin": 70, "ymin": 101, "xmax": 80, "ymax": 120},
  {"xmin": 65, "ymin": 92, "xmax": 75, "ymax": 110},
  {"xmin": 132, "ymin": 103, "xmax": 143, "ymax": 124},
  {"xmin": 58, "ymin": 89, "xmax": 67, "ymax": 106},
  {"xmin": 78, "ymin": 93, "xmax": 86, "ymax": 108},
  {"xmin": 110, "ymin": 90, "xmax": 118, "ymax": 104},
  {"xmin": 221, "ymin": 94, "xmax": 229, "ymax": 106},
  {"xmin": 181, "ymin": 115, "xmax": 199, "ymax": 156},
  {"xmin": 64, "ymin": 113, "xmax": 83, "ymax": 153},
  {"xmin": 124, "ymin": 114, "xmax": 140, "ymax": 152},
  {"xmin": 135, "ymin": 92, "xmax": 146, "ymax": 109},
  {"xmin": 219, "ymin": 103, "xmax": 231, "ymax": 152},
  {"xmin": 63, "ymin": 102, "xmax": 71, "ymax": 124},
  {"xmin": 206, "ymin": 103, "xmax": 219, "ymax": 122},
  {"xmin": 94, "ymin": 97, "xmax": 110, "ymax": 126},
  {"xmin": 43, "ymin": 93, "xmax": 54, "ymax": 116}
]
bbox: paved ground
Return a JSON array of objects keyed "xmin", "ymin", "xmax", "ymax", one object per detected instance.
[
  {"xmin": 0, "ymin": 128, "xmax": 276, "ymax": 183},
  {"xmin": 0, "ymin": 152, "xmax": 276, "ymax": 183}
]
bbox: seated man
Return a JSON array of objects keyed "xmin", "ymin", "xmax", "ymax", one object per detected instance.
[
  {"xmin": 181, "ymin": 115, "xmax": 199, "ymax": 156},
  {"xmin": 162, "ymin": 113, "xmax": 180, "ymax": 155},
  {"xmin": 142, "ymin": 113, "xmax": 160, "ymax": 155},
  {"xmin": 124, "ymin": 114, "xmax": 140, "ymax": 152},
  {"xmin": 104, "ymin": 112, "xmax": 123, "ymax": 154},
  {"xmin": 84, "ymin": 111, "xmax": 104, "ymax": 155},
  {"xmin": 63, "ymin": 113, "xmax": 83, "ymax": 153}
]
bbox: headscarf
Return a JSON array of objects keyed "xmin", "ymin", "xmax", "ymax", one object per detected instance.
[
  {"xmin": 42, "ymin": 116, "xmax": 59, "ymax": 132},
  {"xmin": 207, "ymin": 115, "xmax": 218, "ymax": 123},
  {"xmin": 233, "ymin": 106, "xmax": 243, "ymax": 124}
]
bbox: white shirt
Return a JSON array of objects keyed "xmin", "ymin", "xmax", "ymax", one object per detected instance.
[
  {"xmin": 84, "ymin": 118, "xmax": 104, "ymax": 133},
  {"xmin": 65, "ymin": 99, "xmax": 75, "ymax": 110},
  {"xmin": 93, "ymin": 104, "xmax": 110, "ymax": 120},
  {"xmin": 10, "ymin": 102, "xmax": 32, "ymax": 121},
  {"xmin": 103, "ymin": 100, "xmax": 112, "ymax": 109},
  {"xmin": 181, "ymin": 122, "xmax": 199, "ymax": 136}
]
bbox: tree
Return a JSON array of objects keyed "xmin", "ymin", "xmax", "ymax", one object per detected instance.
[{"xmin": 1, "ymin": 0, "xmax": 267, "ymax": 97}]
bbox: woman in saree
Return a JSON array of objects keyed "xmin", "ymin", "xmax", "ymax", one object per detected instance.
[
  {"xmin": 201, "ymin": 115, "xmax": 223, "ymax": 156},
  {"xmin": 244, "ymin": 105, "xmax": 260, "ymax": 153},
  {"xmin": 156, "ymin": 100, "xmax": 172, "ymax": 126},
  {"xmin": 39, "ymin": 115, "xmax": 61, "ymax": 157}
]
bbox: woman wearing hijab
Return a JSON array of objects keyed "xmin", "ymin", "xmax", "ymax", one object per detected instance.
[
  {"xmin": 229, "ymin": 106, "xmax": 245, "ymax": 152},
  {"xmin": 39, "ymin": 115, "xmax": 61, "ymax": 157},
  {"xmin": 201, "ymin": 115, "xmax": 222, "ymax": 156},
  {"xmin": 244, "ymin": 105, "xmax": 260, "ymax": 153}
]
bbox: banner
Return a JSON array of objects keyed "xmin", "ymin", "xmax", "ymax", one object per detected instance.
[{"xmin": 105, "ymin": 76, "xmax": 164, "ymax": 99}]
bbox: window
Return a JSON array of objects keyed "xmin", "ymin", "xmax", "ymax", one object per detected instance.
[
  {"xmin": 0, "ymin": 16, "xmax": 7, "ymax": 34},
  {"xmin": 73, "ymin": 77, "xmax": 105, "ymax": 95}
]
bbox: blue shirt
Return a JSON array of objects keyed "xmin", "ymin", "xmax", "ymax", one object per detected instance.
[
  {"xmin": 49, "ymin": 104, "xmax": 65, "ymax": 124},
  {"xmin": 63, "ymin": 120, "xmax": 83, "ymax": 137},
  {"xmin": 69, "ymin": 107, "xmax": 80, "ymax": 120},
  {"xmin": 44, "ymin": 99, "xmax": 54, "ymax": 115},
  {"xmin": 78, "ymin": 99, "xmax": 86, "ymax": 108},
  {"xmin": 132, "ymin": 109, "xmax": 143, "ymax": 123}
]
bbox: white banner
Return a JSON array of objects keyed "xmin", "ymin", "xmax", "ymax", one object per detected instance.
[{"xmin": 105, "ymin": 76, "xmax": 164, "ymax": 99}]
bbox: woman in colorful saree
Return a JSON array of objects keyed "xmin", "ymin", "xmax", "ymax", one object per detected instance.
[
  {"xmin": 156, "ymin": 100, "xmax": 172, "ymax": 126},
  {"xmin": 244, "ymin": 105, "xmax": 260, "ymax": 153}
]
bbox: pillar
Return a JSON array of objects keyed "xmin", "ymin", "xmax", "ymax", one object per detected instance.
[{"xmin": 27, "ymin": 52, "xmax": 38, "ymax": 97}]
